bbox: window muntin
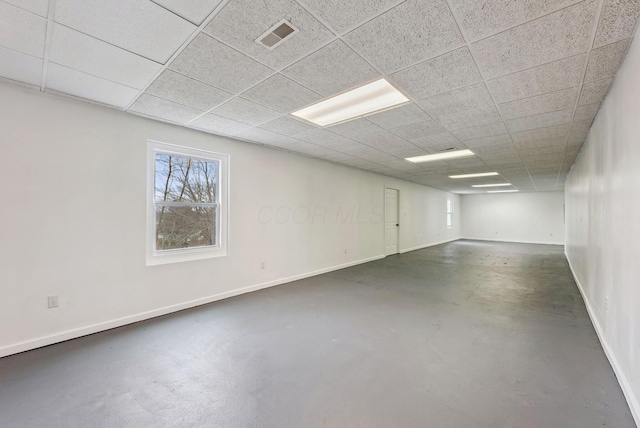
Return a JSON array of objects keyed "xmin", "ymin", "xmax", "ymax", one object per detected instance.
[
  {"xmin": 147, "ymin": 141, "xmax": 228, "ymax": 265},
  {"xmin": 446, "ymin": 198, "xmax": 453, "ymax": 229}
]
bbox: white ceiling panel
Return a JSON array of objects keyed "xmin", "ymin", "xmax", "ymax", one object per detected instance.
[
  {"xmin": 190, "ymin": 113, "xmax": 253, "ymax": 135},
  {"xmin": 235, "ymin": 128, "xmax": 302, "ymax": 146},
  {"xmin": 344, "ymin": 0, "xmax": 464, "ymax": 74},
  {"xmin": 506, "ymin": 109, "xmax": 574, "ymax": 133},
  {"xmin": 463, "ymin": 134, "xmax": 512, "ymax": 149},
  {"xmin": 0, "ymin": 2, "xmax": 46, "ymax": 58},
  {"xmin": 151, "ymin": 0, "xmax": 223, "ymax": 25},
  {"xmin": 449, "ymin": 0, "xmax": 583, "ymax": 41},
  {"xmin": 241, "ymin": 73, "xmax": 321, "ymax": 113},
  {"xmin": 593, "ymin": 0, "xmax": 640, "ymax": 48},
  {"xmin": 389, "ymin": 120, "xmax": 445, "ymax": 140},
  {"xmin": 0, "ymin": 46, "xmax": 42, "ymax": 86},
  {"xmin": 451, "ymin": 121, "xmax": 508, "ymax": 141},
  {"xmin": 390, "ymin": 48, "xmax": 482, "ymax": 100},
  {"xmin": 417, "ymin": 83, "xmax": 493, "ymax": 118},
  {"xmin": 578, "ymin": 78, "xmax": 613, "ymax": 105},
  {"xmin": 169, "ymin": 34, "xmax": 273, "ymax": 94},
  {"xmin": 259, "ymin": 115, "xmax": 319, "ymax": 136},
  {"xmin": 364, "ymin": 103, "xmax": 431, "ymax": 129},
  {"xmin": 472, "ymin": 0, "xmax": 598, "ymax": 79},
  {"xmin": 408, "ymin": 132, "xmax": 459, "ymax": 148},
  {"xmin": 146, "ymin": 70, "xmax": 234, "ymax": 111},
  {"xmin": 50, "ymin": 24, "xmax": 162, "ymax": 90},
  {"xmin": 573, "ymin": 102, "xmax": 600, "ymax": 122},
  {"xmin": 46, "ymin": 63, "xmax": 140, "ymax": 108},
  {"xmin": 498, "ymin": 87, "xmax": 579, "ymax": 120},
  {"xmin": 486, "ymin": 54, "xmax": 586, "ymax": 104},
  {"xmin": 297, "ymin": 0, "xmax": 402, "ymax": 34},
  {"xmin": 584, "ymin": 39, "xmax": 630, "ymax": 83},
  {"xmin": 282, "ymin": 40, "xmax": 379, "ymax": 96},
  {"xmin": 510, "ymin": 125, "xmax": 571, "ymax": 143},
  {"xmin": 3, "ymin": 0, "xmax": 49, "ymax": 17},
  {"xmin": 55, "ymin": 0, "xmax": 196, "ymax": 64},
  {"xmin": 210, "ymin": 97, "xmax": 281, "ymax": 126},
  {"xmin": 295, "ymin": 129, "xmax": 363, "ymax": 151},
  {"xmin": 436, "ymin": 105, "xmax": 502, "ymax": 131},
  {"xmin": 204, "ymin": 0, "xmax": 334, "ymax": 69},
  {"xmin": 129, "ymin": 93, "xmax": 203, "ymax": 123}
]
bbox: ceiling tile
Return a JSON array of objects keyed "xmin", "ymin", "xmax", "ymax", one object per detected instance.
[
  {"xmin": 169, "ymin": 34, "xmax": 273, "ymax": 94},
  {"xmin": 0, "ymin": 2, "xmax": 46, "ymax": 58},
  {"xmin": 408, "ymin": 132, "xmax": 459, "ymax": 148},
  {"xmin": 128, "ymin": 94, "xmax": 204, "ymax": 123},
  {"xmin": 210, "ymin": 97, "xmax": 281, "ymax": 126},
  {"xmin": 573, "ymin": 103, "xmax": 600, "ymax": 122},
  {"xmin": 259, "ymin": 115, "xmax": 319, "ymax": 136},
  {"xmin": 471, "ymin": 0, "xmax": 598, "ymax": 79},
  {"xmin": 384, "ymin": 148, "xmax": 430, "ymax": 158},
  {"xmin": 438, "ymin": 105, "xmax": 502, "ymax": 131},
  {"xmin": 384, "ymin": 159, "xmax": 423, "ymax": 171},
  {"xmin": 499, "ymin": 87, "xmax": 579, "ymax": 120},
  {"xmin": 50, "ymin": 24, "xmax": 162, "ymax": 90},
  {"xmin": 282, "ymin": 40, "xmax": 379, "ymax": 96},
  {"xmin": 55, "ymin": 0, "xmax": 196, "ymax": 64},
  {"xmin": 506, "ymin": 109, "xmax": 573, "ymax": 133},
  {"xmin": 511, "ymin": 124, "xmax": 571, "ymax": 143},
  {"xmin": 328, "ymin": 118, "xmax": 383, "ymax": 138},
  {"xmin": 151, "ymin": 0, "xmax": 223, "ymax": 25},
  {"xmin": 344, "ymin": 0, "xmax": 464, "ymax": 74},
  {"xmin": 463, "ymin": 134, "xmax": 512, "ymax": 149},
  {"xmin": 365, "ymin": 103, "xmax": 431, "ymax": 129},
  {"xmin": 569, "ymin": 119, "xmax": 593, "ymax": 135},
  {"xmin": 449, "ymin": 0, "xmax": 583, "ymax": 41},
  {"xmin": 241, "ymin": 74, "xmax": 321, "ymax": 113},
  {"xmin": 390, "ymin": 48, "xmax": 482, "ymax": 100},
  {"xmin": 568, "ymin": 132, "xmax": 588, "ymax": 144},
  {"xmin": 203, "ymin": 0, "xmax": 334, "ymax": 69},
  {"xmin": 190, "ymin": 113, "xmax": 253, "ymax": 135},
  {"xmin": 518, "ymin": 145, "xmax": 566, "ymax": 157},
  {"xmin": 584, "ymin": 39, "xmax": 630, "ymax": 83},
  {"xmin": 0, "ymin": 46, "xmax": 42, "ymax": 86},
  {"xmin": 235, "ymin": 128, "xmax": 303, "ymax": 146},
  {"xmin": 47, "ymin": 63, "xmax": 140, "ymax": 108},
  {"xmin": 473, "ymin": 144, "xmax": 517, "ymax": 155},
  {"xmin": 295, "ymin": 129, "xmax": 362, "ymax": 150},
  {"xmin": 418, "ymin": 83, "xmax": 494, "ymax": 117},
  {"xmin": 389, "ymin": 120, "xmax": 446, "ymax": 140},
  {"xmin": 451, "ymin": 121, "xmax": 508, "ymax": 141},
  {"xmin": 296, "ymin": 0, "xmax": 403, "ymax": 34},
  {"xmin": 578, "ymin": 78, "xmax": 613, "ymax": 105},
  {"xmin": 3, "ymin": 0, "xmax": 49, "ymax": 17},
  {"xmin": 486, "ymin": 54, "xmax": 586, "ymax": 104},
  {"xmin": 146, "ymin": 69, "xmax": 233, "ymax": 111},
  {"xmin": 514, "ymin": 138, "xmax": 567, "ymax": 150},
  {"xmin": 593, "ymin": 0, "xmax": 640, "ymax": 48},
  {"xmin": 371, "ymin": 139, "xmax": 419, "ymax": 153}
]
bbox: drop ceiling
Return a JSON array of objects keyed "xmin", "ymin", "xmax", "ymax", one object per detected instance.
[{"xmin": 1, "ymin": 0, "xmax": 638, "ymax": 193}]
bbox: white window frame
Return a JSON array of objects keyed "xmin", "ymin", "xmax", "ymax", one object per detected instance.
[
  {"xmin": 446, "ymin": 198, "xmax": 454, "ymax": 229},
  {"xmin": 146, "ymin": 140, "xmax": 229, "ymax": 266}
]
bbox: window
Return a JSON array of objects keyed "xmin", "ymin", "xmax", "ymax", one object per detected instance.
[
  {"xmin": 446, "ymin": 198, "xmax": 453, "ymax": 229},
  {"xmin": 147, "ymin": 141, "xmax": 229, "ymax": 265}
]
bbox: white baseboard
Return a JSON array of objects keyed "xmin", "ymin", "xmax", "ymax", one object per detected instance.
[
  {"xmin": 461, "ymin": 237, "xmax": 564, "ymax": 246},
  {"xmin": 399, "ymin": 237, "xmax": 460, "ymax": 254},
  {"xmin": 0, "ymin": 254, "xmax": 385, "ymax": 358},
  {"xmin": 565, "ymin": 252, "xmax": 640, "ymax": 426}
]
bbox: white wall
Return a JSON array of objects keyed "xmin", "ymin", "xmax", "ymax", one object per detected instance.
[
  {"xmin": 0, "ymin": 84, "xmax": 460, "ymax": 357},
  {"xmin": 565, "ymin": 33, "xmax": 640, "ymax": 424},
  {"xmin": 460, "ymin": 191, "xmax": 565, "ymax": 245}
]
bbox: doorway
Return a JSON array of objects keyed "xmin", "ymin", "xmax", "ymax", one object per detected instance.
[{"xmin": 384, "ymin": 187, "xmax": 399, "ymax": 256}]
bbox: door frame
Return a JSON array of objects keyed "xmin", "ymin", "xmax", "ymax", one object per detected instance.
[{"xmin": 383, "ymin": 186, "xmax": 400, "ymax": 255}]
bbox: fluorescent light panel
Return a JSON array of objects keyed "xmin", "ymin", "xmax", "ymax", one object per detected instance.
[
  {"xmin": 487, "ymin": 190, "xmax": 519, "ymax": 193},
  {"xmin": 471, "ymin": 183, "xmax": 512, "ymax": 188},
  {"xmin": 449, "ymin": 172, "xmax": 499, "ymax": 179},
  {"xmin": 405, "ymin": 149, "xmax": 475, "ymax": 163},
  {"xmin": 290, "ymin": 78, "xmax": 409, "ymax": 127}
]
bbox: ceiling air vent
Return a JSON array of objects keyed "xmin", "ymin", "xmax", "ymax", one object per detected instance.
[
  {"xmin": 439, "ymin": 147, "xmax": 457, "ymax": 152},
  {"xmin": 256, "ymin": 19, "xmax": 298, "ymax": 50}
]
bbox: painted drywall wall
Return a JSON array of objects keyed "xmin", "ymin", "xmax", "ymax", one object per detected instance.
[
  {"xmin": 565, "ymin": 33, "xmax": 640, "ymax": 424},
  {"xmin": 460, "ymin": 191, "xmax": 565, "ymax": 245},
  {"xmin": 0, "ymin": 84, "xmax": 460, "ymax": 356}
]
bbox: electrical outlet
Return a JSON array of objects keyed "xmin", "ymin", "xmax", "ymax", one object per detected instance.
[
  {"xmin": 261, "ymin": 261, "xmax": 265, "ymax": 269},
  {"xmin": 48, "ymin": 295, "xmax": 59, "ymax": 308}
]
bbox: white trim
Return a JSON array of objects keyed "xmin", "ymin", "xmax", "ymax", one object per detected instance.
[
  {"xmin": 399, "ymin": 238, "xmax": 459, "ymax": 254},
  {"xmin": 566, "ymin": 253, "xmax": 640, "ymax": 426},
  {"xmin": 0, "ymin": 254, "xmax": 385, "ymax": 358},
  {"xmin": 461, "ymin": 237, "xmax": 564, "ymax": 246}
]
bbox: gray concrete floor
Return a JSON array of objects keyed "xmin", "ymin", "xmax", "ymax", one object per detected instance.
[{"xmin": 0, "ymin": 240, "xmax": 635, "ymax": 427}]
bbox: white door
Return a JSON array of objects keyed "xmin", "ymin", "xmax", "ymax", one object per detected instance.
[{"xmin": 385, "ymin": 188, "xmax": 399, "ymax": 256}]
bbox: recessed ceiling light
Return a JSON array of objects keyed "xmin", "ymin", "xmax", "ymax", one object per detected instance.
[
  {"xmin": 487, "ymin": 190, "xmax": 519, "ymax": 193},
  {"xmin": 290, "ymin": 78, "xmax": 409, "ymax": 127},
  {"xmin": 405, "ymin": 149, "xmax": 475, "ymax": 163},
  {"xmin": 471, "ymin": 183, "xmax": 512, "ymax": 188},
  {"xmin": 449, "ymin": 172, "xmax": 499, "ymax": 179}
]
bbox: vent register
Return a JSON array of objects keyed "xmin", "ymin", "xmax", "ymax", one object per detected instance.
[{"xmin": 256, "ymin": 19, "xmax": 298, "ymax": 49}]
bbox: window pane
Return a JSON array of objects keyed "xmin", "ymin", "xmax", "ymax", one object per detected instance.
[
  {"xmin": 447, "ymin": 199, "xmax": 452, "ymax": 212},
  {"xmin": 155, "ymin": 153, "xmax": 218, "ymax": 203},
  {"xmin": 447, "ymin": 213, "xmax": 453, "ymax": 227},
  {"xmin": 155, "ymin": 205, "xmax": 216, "ymax": 250}
]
